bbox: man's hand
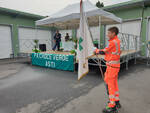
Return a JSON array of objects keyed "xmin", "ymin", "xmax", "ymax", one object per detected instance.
[
  {"xmin": 94, "ymin": 48, "xmax": 105, "ymax": 55},
  {"xmin": 94, "ymin": 48, "xmax": 99, "ymax": 55}
]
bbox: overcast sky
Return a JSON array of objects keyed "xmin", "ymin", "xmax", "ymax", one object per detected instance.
[{"xmin": 0, "ymin": 0, "xmax": 131, "ymax": 16}]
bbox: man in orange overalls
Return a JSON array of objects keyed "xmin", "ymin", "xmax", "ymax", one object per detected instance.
[{"xmin": 95, "ymin": 27, "xmax": 121, "ymax": 113}]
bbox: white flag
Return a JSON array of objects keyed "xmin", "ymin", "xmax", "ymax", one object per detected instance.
[{"xmin": 77, "ymin": 0, "xmax": 94, "ymax": 80}]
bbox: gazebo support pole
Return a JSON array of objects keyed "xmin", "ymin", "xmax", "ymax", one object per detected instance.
[{"xmin": 99, "ymin": 16, "xmax": 101, "ymax": 49}]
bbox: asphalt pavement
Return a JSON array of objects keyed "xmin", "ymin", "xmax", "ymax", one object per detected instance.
[
  {"xmin": 0, "ymin": 59, "xmax": 149, "ymax": 113},
  {"xmin": 0, "ymin": 60, "xmax": 101, "ymax": 113}
]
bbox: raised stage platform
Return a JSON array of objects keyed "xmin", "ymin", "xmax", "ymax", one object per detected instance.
[
  {"xmin": 20, "ymin": 49, "xmax": 140, "ymax": 71},
  {"xmin": 18, "ymin": 32, "xmax": 141, "ymax": 71},
  {"xmin": 89, "ymin": 50, "xmax": 140, "ymax": 70}
]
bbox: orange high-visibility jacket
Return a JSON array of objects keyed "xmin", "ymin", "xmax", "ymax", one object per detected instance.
[{"xmin": 103, "ymin": 36, "xmax": 121, "ymax": 62}]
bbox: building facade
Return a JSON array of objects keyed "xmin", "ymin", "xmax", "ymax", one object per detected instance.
[
  {"xmin": 0, "ymin": 7, "xmax": 52, "ymax": 59},
  {"xmin": 0, "ymin": 0, "xmax": 150, "ymax": 59},
  {"xmin": 101, "ymin": 0, "xmax": 150, "ymax": 56}
]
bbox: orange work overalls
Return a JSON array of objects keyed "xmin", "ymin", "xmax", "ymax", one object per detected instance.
[{"xmin": 103, "ymin": 36, "xmax": 121, "ymax": 108}]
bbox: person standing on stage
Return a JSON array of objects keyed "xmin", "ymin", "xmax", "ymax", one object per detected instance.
[
  {"xmin": 52, "ymin": 30, "xmax": 62, "ymax": 51},
  {"xmin": 65, "ymin": 33, "xmax": 70, "ymax": 42}
]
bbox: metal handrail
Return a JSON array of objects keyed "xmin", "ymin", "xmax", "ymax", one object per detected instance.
[{"xmin": 89, "ymin": 32, "xmax": 141, "ymax": 70}]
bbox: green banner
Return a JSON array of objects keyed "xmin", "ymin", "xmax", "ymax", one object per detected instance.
[{"xmin": 31, "ymin": 53, "xmax": 74, "ymax": 71}]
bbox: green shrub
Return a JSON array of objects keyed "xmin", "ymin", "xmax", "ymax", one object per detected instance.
[{"xmin": 70, "ymin": 50, "xmax": 76, "ymax": 55}]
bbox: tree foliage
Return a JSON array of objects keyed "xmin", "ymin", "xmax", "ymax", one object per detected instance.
[{"xmin": 96, "ymin": 0, "xmax": 104, "ymax": 8}]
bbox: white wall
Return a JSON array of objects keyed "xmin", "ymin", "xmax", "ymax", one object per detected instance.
[
  {"xmin": 148, "ymin": 19, "xmax": 150, "ymax": 41},
  {"xmin": 0, "ymin": 25, "xmax": 12, "ymax": 59},
  {"xmin": 147, "ymin": 19, "xmax": 150, "ymax": 57},
  {"xmin": 19, "ymin": 27, "xmax": 52, "ymax": 52}
]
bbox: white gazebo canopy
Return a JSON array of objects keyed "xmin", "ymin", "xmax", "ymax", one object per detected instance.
[{"xmin": 36, "ymin": 0, "xmax": 122, "ymax": 29}]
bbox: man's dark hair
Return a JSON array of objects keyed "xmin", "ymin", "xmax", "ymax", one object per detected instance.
[{"xmin": 108, "ymin": 27, "xmax": 119, "ymax": 35}]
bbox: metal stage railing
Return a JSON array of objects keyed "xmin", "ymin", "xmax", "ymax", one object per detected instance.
[{"xmin": 88, "ymin": 33, "xmax": 141, "ymax": 70}]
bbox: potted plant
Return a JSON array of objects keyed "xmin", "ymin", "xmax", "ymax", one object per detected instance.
[
  {"xmin": 32, "ymin": 39, "xmax": 41, "ymax": 53},
  {"xmin": 70, "ymin": 49, "xmax": 76, "ymax": 55},
  {"xmin": 60, "ymin": 48, "xmax": 64, "ymax": 51}
]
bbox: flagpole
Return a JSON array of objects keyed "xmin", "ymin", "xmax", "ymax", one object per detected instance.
[
  {"xmin": 99, "ymin": 16, "xmax": 101, "ymax": 49},
  {"xmin": 97, "ymin": 16, "xmax": 109, "ymax": 98}
]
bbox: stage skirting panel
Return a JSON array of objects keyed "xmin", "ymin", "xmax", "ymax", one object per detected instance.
[{"xmin": 31, "ymin": 53, "xmax": 74, "ymax": 71}]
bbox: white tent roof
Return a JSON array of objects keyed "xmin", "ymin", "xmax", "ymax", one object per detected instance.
[{"xmin": 36, "ymin": 0, "xmax": 122, "ymax": 29}]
